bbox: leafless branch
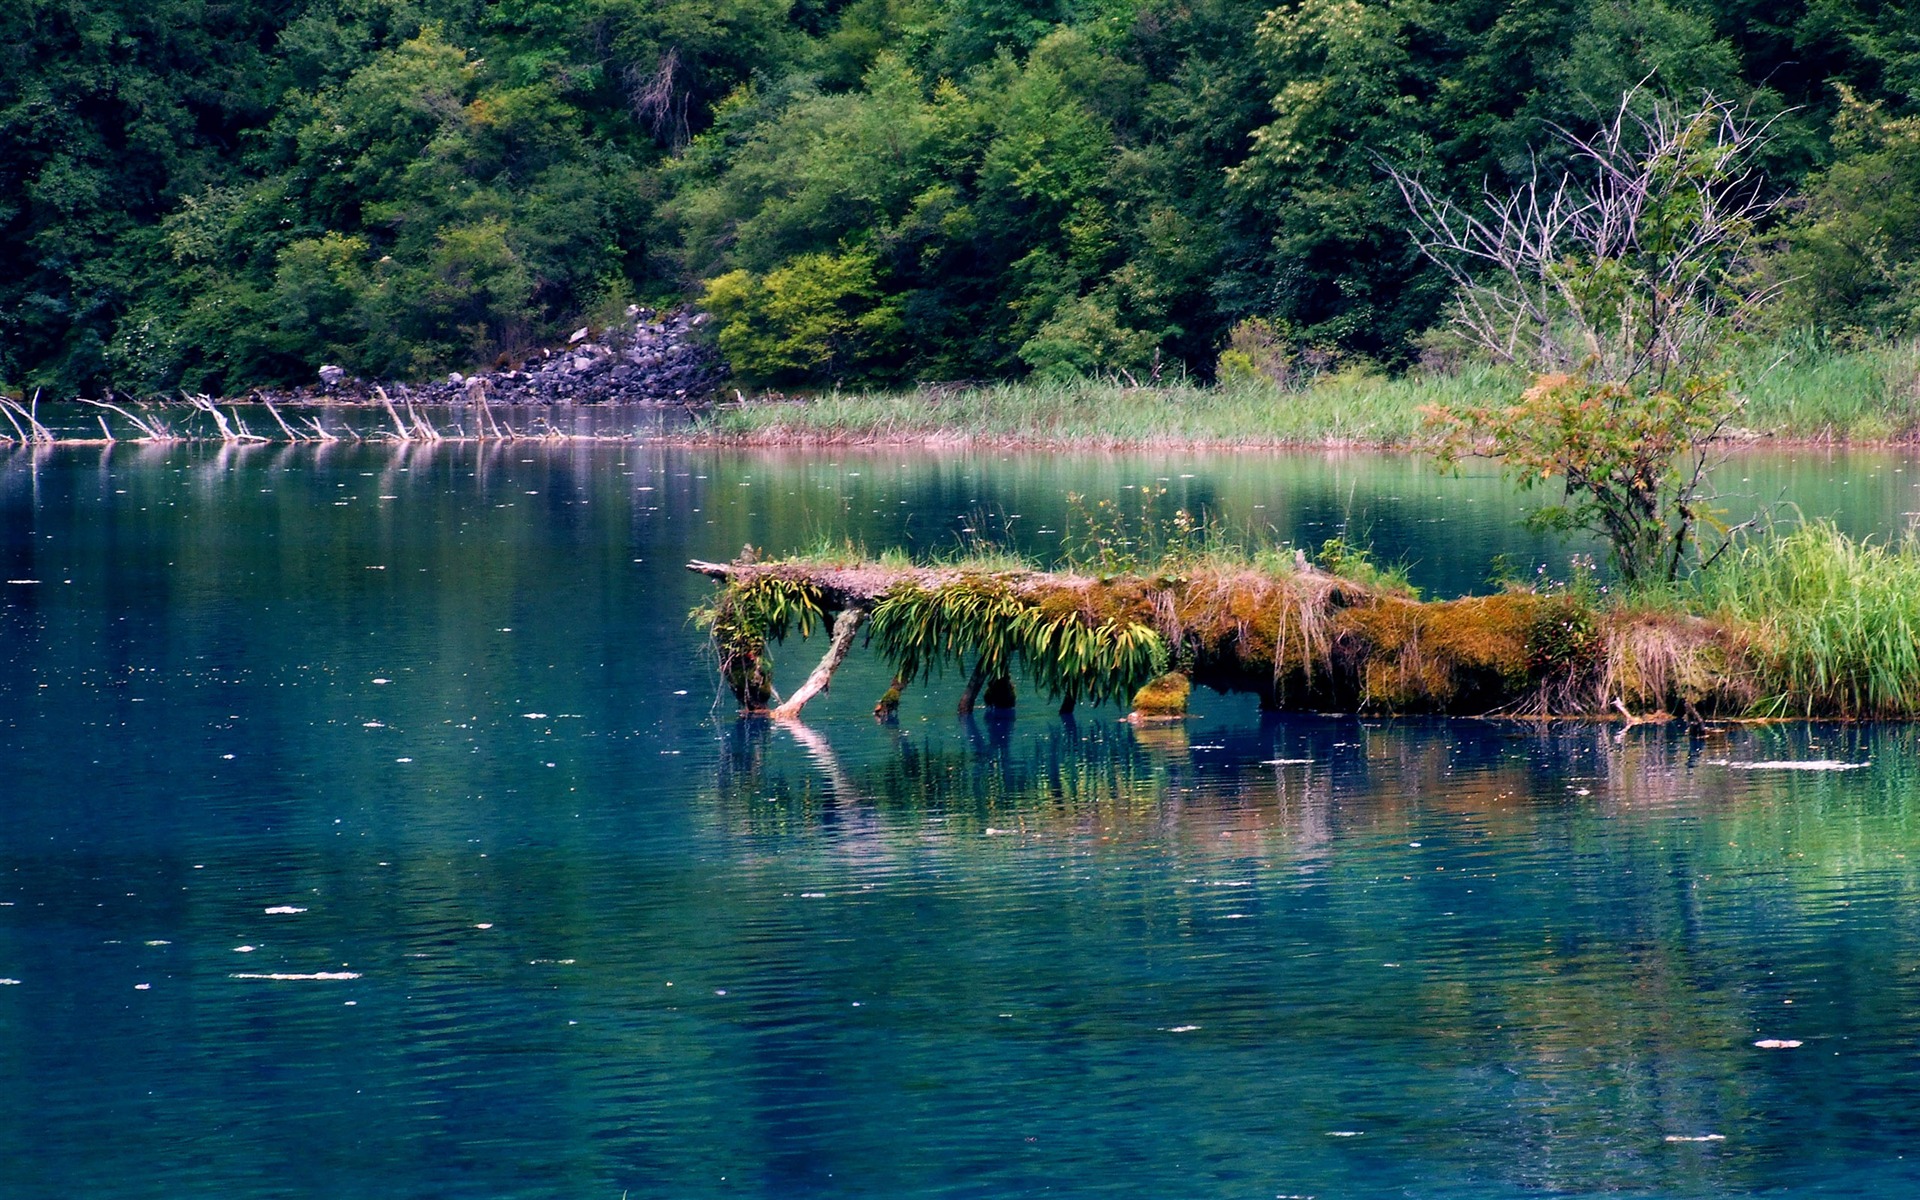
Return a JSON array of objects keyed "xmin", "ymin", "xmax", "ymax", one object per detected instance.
[
  {"xmin": 1394, "ymin": 89, "xmax": 1784, "ymax": 386},
  {"xmin": 183, "ymin": 393, "xmax": 269, "ymax": 443},
  {"xmin": 76, "ymin": 397, "xmax": 176, "ymax": 441},
  {"xmin": 627, "ymin": 47, "xmax": 691, "ymax": 149},
  {"xmin": 0, "ymin": 392, "xmax": 54, "ymax": 444}
]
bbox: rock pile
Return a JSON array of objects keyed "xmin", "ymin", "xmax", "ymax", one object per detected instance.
[{"xmin": 301, "ymin": 308, "xmax": 724, "ymax": 406}]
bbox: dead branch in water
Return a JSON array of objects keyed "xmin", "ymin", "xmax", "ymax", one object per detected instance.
[
  {"xmin": 0, "ymin": 392, "xmax": 54, "ymax": 444},
  {"xmin": 260, "ymin": 397, "xmax": 307, "ymax": 442},
  {"xmin": 406, "ymin": 400, "xmax": 442, "ymax": 442},
  {"xmin": 0, "ymin": 392, "xmax": 648, "ymax": 447},
  {"xmin": 476, "ymin": 396, "xmax": 514, "ymax": 441},
  {"xmin": 77, "ymin": 397, "xmax": 178, "ymax": 442},
  {"xmin": 770, "ymin": 606, "xmax": 868, "ymax": 720},
  {"xmin": 375, "ymin": 387, "xmax": 412, "ymax": 440},
  {"xmin": 302, "ymin": 415, "xmax": 341, "ymax": 442},
  {"xmin": 184, "ymin": 393, "xmax": 269, "ymax": 443}
]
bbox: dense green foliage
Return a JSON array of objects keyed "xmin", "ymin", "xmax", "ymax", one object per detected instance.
[
  {"xmin": 1774, "ymin": 88, "xmax": 1920, "ymax": 338},
  {"xmin": 4, "ymin": 0, "xmax": 1918, "ymax": 396}
]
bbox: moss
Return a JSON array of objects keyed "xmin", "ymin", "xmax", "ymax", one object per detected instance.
[
  {"xmin": 1603, "ymin": 609, "xmax": 1759, "ymax": 715},
  {"xmin": 725, "ymin": 648, "xmax": 776, "ymax": 711},
  {"xmin": 1423, "ymin": 594, "xmax": 1539, "ymax": 680},
  {"xmin": 1130, "ymin": 671, "xmax": 1192, "ymax": 719},
  {"xmin": 1033, "ymin": 588, "xmax": 1091, "ymax": 623},
  {"xmin": 1334, "ymin": 592, "xmax": 1545, "ymax": 712},
  {"xmin": 1169, "ymin": 569, "xmax": 1356, "ymax": 705},
  {"xmin": 1526, "ymin": 594, "xmax": 1601, "ymax": 675},
  {"xmin": 1073, "ymin": 577, "xmax": 1158, "ymax": 627},
  {"xmin": 701, "ymin": 589, "xmax": 779, "ymax": 711},
  {"xmin": 873, "ymin": 675, "xmax": 905, "ymax": 720},
  {"xmin": 700, "ymin": 554, "xmax": 1789, "ymax": 719}
]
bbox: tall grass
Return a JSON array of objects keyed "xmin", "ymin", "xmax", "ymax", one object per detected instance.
[
  {"xmin": 694, "ymin": 340, "xmax": 1920, "ymax": 448},
  {"xmin": 697, "ymin": 365, "xmax": 1523, "ymax": 447},
  {"xmin": 1734, "ymin": 338, "xmax": 1920, "ymax": 439},
  {"xmin": 1688, "ymin": 521, "xmax": 1920, "ymax": 716},
  {"xmin": 781, "ymin": 536, "xmax": 1038, "ymax": 573}
]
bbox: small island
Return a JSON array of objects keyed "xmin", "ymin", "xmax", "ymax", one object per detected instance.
[{"xmin": 691, "ymin": 516, "xmax": 1920, "ymax": 727}]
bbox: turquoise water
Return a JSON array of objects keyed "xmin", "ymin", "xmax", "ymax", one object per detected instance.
[{"xmin": 6, "ymin": 443, "xmax": 1920, "ymax": 1198}]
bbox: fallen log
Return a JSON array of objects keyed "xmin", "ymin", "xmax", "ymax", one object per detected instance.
[{"xmin": 689, "ymin": 554, "xmax": 1763, "ymax": 721}]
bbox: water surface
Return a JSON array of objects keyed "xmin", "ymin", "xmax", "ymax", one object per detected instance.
[{"xmin": 4, "ymin": 443, "xmax": 1920, "ymax": 1198}]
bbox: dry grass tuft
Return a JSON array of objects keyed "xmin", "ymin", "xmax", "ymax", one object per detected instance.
[{"xmin": 1601, "ymin": 610, "xmax": 1760, "ymax": 718}]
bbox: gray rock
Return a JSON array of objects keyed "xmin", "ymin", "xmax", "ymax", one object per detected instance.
[{"xmin": 264, "ymin": 309, "xmax": 723, "ymax": 409}]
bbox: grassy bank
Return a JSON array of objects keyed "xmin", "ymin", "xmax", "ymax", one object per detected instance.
[
  {"xmin": 1737, "ymin": 340, "xmax": 1920, "ymax": 439},
  {"xmin": 694, "ymin": 367, "xmax": 1492, "ymax": 448},
  {"xmin": 695, "ymin": 521, "xmax": 1920, "ymax": 721},
  {"xmin": 689, "ymin": 341, "xmax": 1920, "ymax": 449}
]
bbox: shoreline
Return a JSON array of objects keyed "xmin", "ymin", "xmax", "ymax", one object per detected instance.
[
  {"xmin": 671, "ymin": 343, "xmax": 1920, "ymax": 451},
  {"xmin": 11, "ymin": 336, "xmax": 1920, "ymax": 451},
  {"xmin": 8, "ymin": 423, "xmax": 1919, "ymax": 453},
  {"xmin": 662, "ymin": 427, "xmax": 1920, "ymax": 453}
]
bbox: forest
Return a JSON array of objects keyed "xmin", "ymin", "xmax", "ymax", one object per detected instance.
[{"xmin": 3, "ymin": 0, "xmax": 1917, "ymax": 398}]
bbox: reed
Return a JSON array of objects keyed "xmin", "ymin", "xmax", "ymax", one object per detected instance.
[{"xmin": 1735, "ymin": 338, "xmax": 1920, "ymax": 440}]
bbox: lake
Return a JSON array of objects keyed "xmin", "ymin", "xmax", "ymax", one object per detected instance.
[{"xmin": 5, "ymin": 440, "xmax": 1920, "ymax": 1198}]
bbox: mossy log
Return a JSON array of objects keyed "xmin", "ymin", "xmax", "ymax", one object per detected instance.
[{"xmin": 689, "ymin": 557, "xmax": 1759, "ymax": 721}]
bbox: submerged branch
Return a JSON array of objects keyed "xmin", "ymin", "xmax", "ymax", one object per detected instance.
[
  {"xmin": 770, "ymin": 606, "xmax": 868, "ymax": 720},
  {"xmin": 76, "ymin": 398, "xmax": 177, "ymax": 442}
]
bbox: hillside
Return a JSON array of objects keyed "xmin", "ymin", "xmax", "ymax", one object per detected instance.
[{"xmin": 4, "ymin": 0, "xmax": 1917, "ymax": 398}]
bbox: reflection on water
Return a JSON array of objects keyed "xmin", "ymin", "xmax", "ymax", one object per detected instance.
[
  {"xmin": 713, "ymin": 717, "xmax": 1920, "ymax": 1196},
  {"xmin": 20, "ymin": 401, "xmax": 694, "ymax": 445},
  {"xmin": 4, "ymin": 442, "xmax": 1920, "ymax": 1198}
]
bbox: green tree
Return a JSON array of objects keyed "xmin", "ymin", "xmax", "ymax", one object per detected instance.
[
  {"xmin": 0, "ymin": 0, "xmax": 294, "ymax": 393},
  {"xmin": 1228, "ymin": 0, "xmax": 1768, "ymax": 363},
  {"xmin": 702, "ymin": 249, "xmax": 905, "ymax": 383},
  {"xmin": 1774, "ymin": 86, "xmax": 1920, "ymax": 337},
  {"xmin": 4, "ymin": 0, "xmax": 1917, "ymax": 397}
]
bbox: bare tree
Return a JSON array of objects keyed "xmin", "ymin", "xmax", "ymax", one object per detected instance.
[
  {"xmin": 1394, "ymin": 91, "xmax": 1784, "ymax": 584},
  {"xmin": 628, "ymin": 48, "xmax": 691, "ymax": 150},
  {"xmin": 1395, "ymin": 90, "xmax": 1784, "ymax": 389}
]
